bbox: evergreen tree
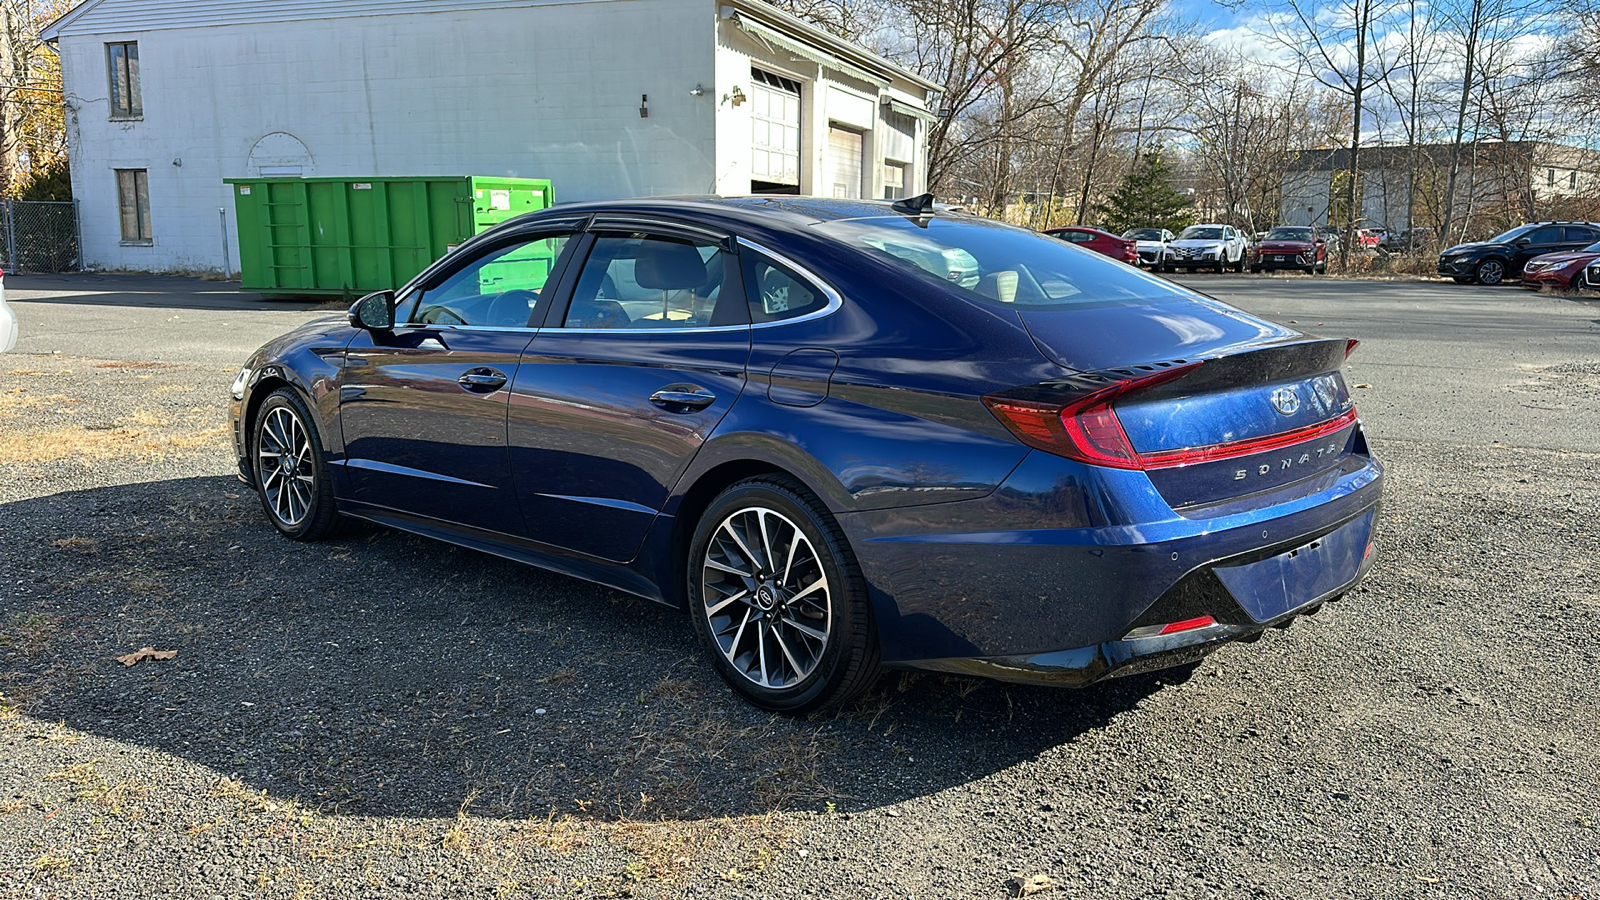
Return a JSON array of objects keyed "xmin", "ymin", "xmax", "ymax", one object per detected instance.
[{"xmin": 1097, "ymin": 150, "xmax": 1194, "ymax": 234}]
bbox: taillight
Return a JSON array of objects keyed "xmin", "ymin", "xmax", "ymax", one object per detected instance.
[
  {"xmin": 983, "ymin": 363, "xmax": 1202, "ymax": 470},
  {"xmin": 1345, "ymin": 338, "xmax": 1360, "ymax": 359}
]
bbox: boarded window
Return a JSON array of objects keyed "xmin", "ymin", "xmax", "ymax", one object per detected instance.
[
  {"xmin": 108, "ymin": 42, "xmax": 141, "ymax": 118},
  {"xmin": 117, "ymin": 169, "xmax": 151, "ymax": 242}
]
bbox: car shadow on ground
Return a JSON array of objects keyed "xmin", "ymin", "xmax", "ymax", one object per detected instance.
[
  {"xmin": 0, "ymin": 476, "xmax": 1182, "ymax": 823},
  {"xmin": 7, "ymin": 273, "xmax": 329, "ymax": 312}
]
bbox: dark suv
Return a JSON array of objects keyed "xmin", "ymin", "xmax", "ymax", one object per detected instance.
[{"xmin": 1437, "ymin": 222, "xmax": 1600, "ymax": 285}]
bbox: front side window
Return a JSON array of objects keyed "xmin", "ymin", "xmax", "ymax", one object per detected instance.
[
  {"xmin": 1523, "ymin": 226, "xmax": 1563, "ymax": 244},
  {"xmin": 403, "ymin": 233, "xmax": 571, "ymax": 327},
  {"xmin": 562, "ymin": 233, "xmax": 738, "ymax": 329},
  {"xmin": 817, "ymin": 215, "xmax": 1195, "ymax": 309},
  {"xmin": 116, "ymin": 169, "xmax": 150, "ymax": 241},
  {"xmin": 108, "ymin": 42, "xmax": 141, "ymax": 118}
]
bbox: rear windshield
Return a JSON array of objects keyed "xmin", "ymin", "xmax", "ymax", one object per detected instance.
[
  {"xmin": 1179, "ymin": 226, "xmax": 1224, "ymax": 240},
  {"xmin": 813, "ymin": 215, "xmax": 1195, "ymax": 308},
  {"xmin": 1265, "ymin": 227, "xmax": 1312, "ymax": 240}
]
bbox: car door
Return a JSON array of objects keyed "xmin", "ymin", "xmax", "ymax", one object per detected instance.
[
  {"xmin": 507, "ymin": 221, "xmax": 752, "ymax": 562},
  {"xmin": 338, "ymin": 227, "xmax": 580, "ymax": 535},
  {"xmin": 1512, "ymin": 225, "xmax": 1566, "ymax": 270},
  {"xmin": 1223, "ymin": 226, "xmax": 1240, "ymax": 260}
]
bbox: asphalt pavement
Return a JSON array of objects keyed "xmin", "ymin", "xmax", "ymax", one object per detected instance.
[{"xmin": 1, "ymin": 273, "xmax": 1596, "ymax": 899}]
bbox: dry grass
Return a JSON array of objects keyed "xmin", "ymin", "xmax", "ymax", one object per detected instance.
[
  {"xmin": 1, "ymin": 612, "xmax": 62, "ymax": 658},
  {"xmin": 0, "ymin": 421, "xmax": 229, "ymax": 465},
  {"xmin": 92, "ymin": 360, "xmax": 173, "ymax": 369}
]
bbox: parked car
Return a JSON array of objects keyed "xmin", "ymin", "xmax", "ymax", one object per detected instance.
[
  {"xmin": 1044, "ymin": 225, "xmax": 1138, "ymax": 264},
  {"xmin": 1520, "ymin": 240, "xmax": 1600, "ymax": 291},
  {"xmin": 1249, "ymin": 226, "xmax": 1328, "ymax": 275},
  {"xmin": 0, "ymin": 270, "xmax": 13, "ymax": 353},
  {"xmin": 1379, "ymin": 227, "xmax": 1433, "ymax": 254},
  {"xmin": 1437, "ymin": 221, "xmax": 1600, "ymax": 285},
  {"xmin": 1167, "ymin": 224, "xmax": 1248, "ymax": 272},
  {"xmin": 1121, "ymin": 227, "xmax": 1175, "ymax": 268},
  {"xmin": 1357, "ymin": 228, "xmax": 1385, "ymax": 250},
  {"xmin": 230, "ymin": 195, "xmax": 1384, "ymax": 713}
]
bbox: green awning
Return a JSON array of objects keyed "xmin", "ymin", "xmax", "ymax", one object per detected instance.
[{"xmin": 731, "ymin": 14, "xmax": 891, "ymax": 89}]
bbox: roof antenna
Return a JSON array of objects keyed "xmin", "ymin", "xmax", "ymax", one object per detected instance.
[{"xmin": 891, "ymin": 192, "xmax": 936, "ymax": 218}]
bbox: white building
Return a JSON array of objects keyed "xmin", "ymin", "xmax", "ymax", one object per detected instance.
[{"xmin": 42, "ymin": 0, "xmax": 939, "ymax": 274}]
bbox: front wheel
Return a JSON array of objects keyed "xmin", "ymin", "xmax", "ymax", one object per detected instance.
[
  {"xmin": 251, "ymin": 389, "xmax": 343, "ymax": 541},
  {"xmin": 688, "ymin": 477, "xmax": 879, "ymax": 714},
  {"xmin": 1475, "ymin": 259, "xmax": 1505, "ymax": 286}
]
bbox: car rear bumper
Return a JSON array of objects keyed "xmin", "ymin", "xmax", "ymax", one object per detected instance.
[
  {"xmin": 841, "ymin": 436, "xmax": 1384, "ymax": 673},
  {"xmin": 904, "ymin": 510, "xmax": 1377, "ymax": 686}
]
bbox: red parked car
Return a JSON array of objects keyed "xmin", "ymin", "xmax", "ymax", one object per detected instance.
[
  {"xmin": 1044, "ymin": 226, "xmax": 1138, "ymax": 264},
  {"xmin": 1520, "ymin": 241, "xmax": 1600, "ymax": 291},
  {"xmin": 1249, "ymin": 226, "xmax": 1328, "ymax": 274}
]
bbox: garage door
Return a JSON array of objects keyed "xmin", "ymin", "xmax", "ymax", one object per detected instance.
[
  {"xmin": 751, "ymin": 69, "xmax": 801, "ymax": 189},
  {"xmin": 827, "ymin": 126, "xmax": 863, "ymax": 199}
]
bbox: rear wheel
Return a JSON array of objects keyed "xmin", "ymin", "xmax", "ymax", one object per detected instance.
[
  {"xmin": 688, "ymin": 477, "xmax": 879, "ymax": 714},
  {"xmin": 251, "ymin": 389, "xmax": 342, "ymax": 541},
  {"xmin": 1475, "ymin": 259, "xmax": 1505, "ymax": 286}
]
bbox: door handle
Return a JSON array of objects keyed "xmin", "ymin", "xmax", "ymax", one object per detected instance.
[
  {"xmin": 458, "ymin": 367, "xmax": 508, "ymax": 392},
  {"xmin": 649, "ymin": 387, "xmax": 716, "ymax": 411}
]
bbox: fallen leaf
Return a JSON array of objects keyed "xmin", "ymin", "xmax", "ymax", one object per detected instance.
[
  {"xmin": 1354, "ymin": 383, "xmax": 1371, "ymax": 389},
  {"xmin": 1010, "ymin": 874, "xmax": 1055, "ymax": 897},
  {"xmin": 116, "ymin": 647, "xmax": 178, "ymax": 667},
  {"xmin": 224, "ymin": 493, "xmax": 240, "ymax": 500}
]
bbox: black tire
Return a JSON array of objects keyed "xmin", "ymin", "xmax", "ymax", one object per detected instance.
[
  {"xmin": 1305, "ymin": 262, "xmax": 1317, "ymax": 275},
  {"xmin": 1233, "ymin": 252, "xmax": 1247, "ymax": 273},
  {"xmin": 1249, "ymin": 266, "xmax": 1260, "ymax": 274},
  {"xmin": 250, "ymin": 388, "xmax": 343, "ymax": 541},
  {"xmin": 1213, "ymin": 254, "xmax": 1226, "ymax": 274},
  {"xmin": 1474, "ymin": 258, "xmax": 1505, "ymax": 286},
  {"xmin": 687, "ymin": 477, "xmax": 879, "ymax": 714}
]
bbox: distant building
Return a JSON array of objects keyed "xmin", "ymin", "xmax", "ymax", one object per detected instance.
[
  {"xmin": 1278, "ymin": 141, "xmax": 1600, "ymax": 231},
  {"xmin": 42, "ymin": 0, "xmax": 938, "ymax": 273}
]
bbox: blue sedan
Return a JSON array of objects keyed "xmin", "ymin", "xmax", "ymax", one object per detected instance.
[{"xmin": 228, "ymin": 196, "xmax": 1383, "ymax": 713}]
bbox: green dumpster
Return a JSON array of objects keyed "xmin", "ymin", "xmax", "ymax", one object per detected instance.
[{"xmin": 225, "ymin": 175, "xmax": 556, "ymax": 296}]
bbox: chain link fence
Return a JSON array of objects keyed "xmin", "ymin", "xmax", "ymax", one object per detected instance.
[{"xmin": 0, "ymin": 200, "xmax": 80, "ymax": 273}]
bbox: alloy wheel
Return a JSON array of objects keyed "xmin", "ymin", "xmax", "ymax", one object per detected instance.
[
  {"xmin": 700, "ymin": 506, "xmax": 831, "ymax": 689},
  {"xmin": 1477, "ymin": 260, "xmax": 1504, "ymax": 285},
  {"xmin": 257, "ymin": 406, "xmax": 315, "ymax": 527}
]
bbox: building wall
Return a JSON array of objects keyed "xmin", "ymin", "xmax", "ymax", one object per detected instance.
[
  {"xmin": 711, "ymin": 19, "xmax": 927, "ymax": 200},
  {"xmin": 59, "ymin": 0, "xmax": 718, "ymax": 272}
]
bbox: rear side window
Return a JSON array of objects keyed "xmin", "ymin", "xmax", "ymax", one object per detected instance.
[
  {"xmin": 816, "ymin": 215, "xmax": 1194, "ymax": 309},
  {"xmin": 742, "ymin": 253, "xmax": 830, "ymax": 324},
  {"xmin": 1564, "ymin": 226, "xmax": 1599, "ymax": 243}
]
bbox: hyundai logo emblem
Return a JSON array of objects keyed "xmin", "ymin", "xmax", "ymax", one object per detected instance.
[{"xmin": 1270, "ymin": 387, "xmax": 1301, "ymax": 416}]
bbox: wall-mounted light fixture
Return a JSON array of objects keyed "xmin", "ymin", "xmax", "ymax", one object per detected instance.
[
  {"xmin": 689, "ymin": 84, "xmax": 707, "ymax": 97},
  {"xmin": 640, "ymin": 94, "xmax": 648, "ymax": 118}
]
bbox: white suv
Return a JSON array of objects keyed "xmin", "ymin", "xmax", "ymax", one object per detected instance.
[{"xmin": 1167, "ymin": 224, "xmax": 1248, "ymax": 273}]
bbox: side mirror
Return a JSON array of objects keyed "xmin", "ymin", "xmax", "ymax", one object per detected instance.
[
  {"xmin": 1514, "ymin": 237, "xmax": 1531, "ymax": 245},
  {"xmin": 349, "ymin": 290, "xmax": 396, "ymax": 331}
]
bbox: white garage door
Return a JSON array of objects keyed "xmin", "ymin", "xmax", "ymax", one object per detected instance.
[
  {"xmin": 751, "ymin": 69, "xmax": 801, "ymax": 188},
  {"xmin": 827, "ymin": 126, "xmax": 863, "ymax": 199}
]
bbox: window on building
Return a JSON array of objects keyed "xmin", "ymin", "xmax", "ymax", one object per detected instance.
[
  {"xmin": 108, "ymin": 42, "xmax": 141, "ymax": 118},
  {"xmin": 116, "ymin": 169, "xmax": 151, "ymax": 242},
  {"xmin": 883, "ymin": 162, "xmax": 907, "ymax": 200},
  {"xmin": 1571, "ymin": 172, "xmax": 1579, "ymax": 190},
  {"xmin": 1547, "ymin": 168, "xmax": 1556, "ymax": 187}
]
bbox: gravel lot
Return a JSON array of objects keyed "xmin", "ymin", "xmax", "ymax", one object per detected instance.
[{"xmin": 1, "ymin": 274, "xmax": 1596, "ymax": 899}]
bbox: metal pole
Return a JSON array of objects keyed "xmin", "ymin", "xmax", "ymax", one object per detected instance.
[
  {"xmin": 4, "ymin": 201, "xmax": 18, "ymax": 273},
  {"xmin": 219, "ymin": 207, "xmax": 232, "ymax": 280}
]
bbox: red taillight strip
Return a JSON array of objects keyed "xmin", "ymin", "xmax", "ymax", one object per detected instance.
[{"xmin": 1139, "ymin": 407, "xmax": 1360, "ymax": 469}]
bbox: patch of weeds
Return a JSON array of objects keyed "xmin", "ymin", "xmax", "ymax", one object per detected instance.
[
  {"xmin": 32, "ymin": 852, "xmax": 73, "ymax": 878},
  {"xmin": 509, "ymin": 810, "xmax": 588, "ymax": 853},
  {"xmin": 440, "ymin": 790, "xmax": 481, "ymax": 854},
  {"xmin": 52, "ymin": 536, "xmax": 100, "ymax": 554},
  {"xmin": 1, "ymin": 612, "xmax": 63, "ymax": 658}
]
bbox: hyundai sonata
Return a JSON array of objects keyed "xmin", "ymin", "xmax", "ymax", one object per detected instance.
[{"xmin": 229, "ymin": 196, "xmax": 1383, "ymax": 713}]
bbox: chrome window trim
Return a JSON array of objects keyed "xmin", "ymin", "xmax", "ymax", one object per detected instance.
[{"xmin": 737, "ymin": 237, "xmax": 844, "ymax": 330}]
